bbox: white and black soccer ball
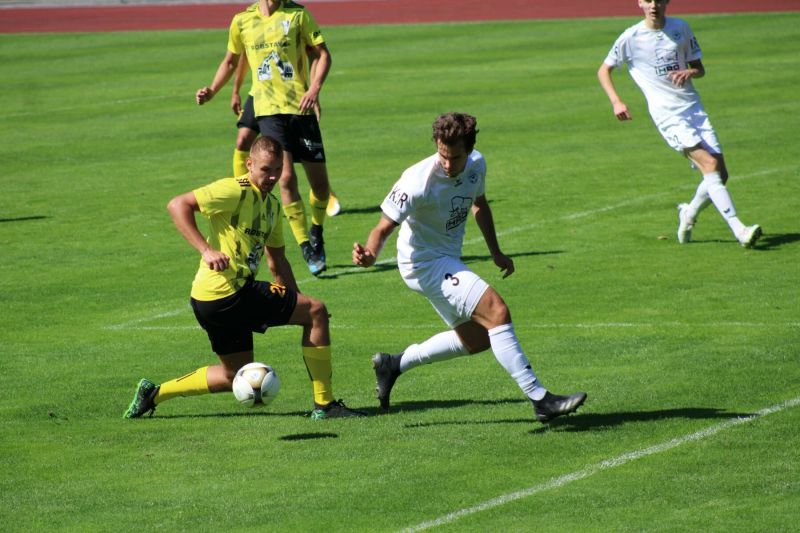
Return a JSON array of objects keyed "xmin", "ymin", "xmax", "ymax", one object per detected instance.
[{"xmin": 232, "ymin": 362, "xmax": 280, "ymax": 407}]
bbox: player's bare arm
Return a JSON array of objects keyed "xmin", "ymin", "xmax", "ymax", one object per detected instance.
[
  {"xmin": 230, "ymin": 50, "xmax": 249, "ymax": 115},
  {"xmin": 167, "ymin": 192, "xmax": 230, "ymax": 272},
  {"xmin": 353, "ymin": 215, "xmax": 398, "ymax": 268},
  {"xmin": 597, "ymin": 63, "xmax": 632, "ymax": 121},
  {"xmin": 669, "ymin": 59, "xmax": 705, "ymax": 87},
  {"xmin": 265, "ymin": 245, "xmax": 298, "ymax": 292},
  {"xmin": 472, "ymin": 194, "xmax": 515, "ymax": 279},
  {"xmin": 299, "ymin": 43, "xmax": 331, "ymax": 115},
  {"xmin": 196, "ymin": 50, "xmax": 240, "ymax": 106}
]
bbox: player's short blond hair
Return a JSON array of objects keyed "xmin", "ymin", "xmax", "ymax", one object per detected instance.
[{"xmin": 250, "ymin": 136, "xmax": 283, "ymax": 160}]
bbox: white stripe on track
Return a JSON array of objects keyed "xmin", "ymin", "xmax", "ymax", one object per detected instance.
[{"xmin": 400, "ymin": 395, "xmax": 800, "ymax": 533}]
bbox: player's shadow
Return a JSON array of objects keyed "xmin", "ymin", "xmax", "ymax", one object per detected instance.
[
  {"xmin": 0, "ymin": 215, "xmax": 47, "ymax": 223},
  {"xmin": 336, "ymin": 205, "xmax": 382, "ymax": 216},
  {"xmin": 752, "ymin": 232, "xmax": 800, "ymax": 251},
  {"xmin": 527, "ymin": 407, "xmax": 753, "ymax": 434}
]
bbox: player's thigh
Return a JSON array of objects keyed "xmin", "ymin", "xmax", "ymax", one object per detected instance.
[
  {"xmin": 289, "ymin": 114, "xmax": 327, "ymax": 163},
  {"xmin": 403, "ymin": 257, "xmax": 489, "ymax": 329},
  {"xmin": 286, "ymin": 292, "xmax": 327, "ymax": 328}
]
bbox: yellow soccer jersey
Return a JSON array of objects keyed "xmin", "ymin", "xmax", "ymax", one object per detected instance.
[
  {"xmin": 227, "ymin": 1, "xmax": 325, "ymax": 117},
  {"xmin": 190, "ymin": 176, "xmax": 285, "ymax": 301}
]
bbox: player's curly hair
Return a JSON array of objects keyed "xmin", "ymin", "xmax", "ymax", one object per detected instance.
[
  {"xmin": 250, "ymin": 135, "xmax": 283, "ymax": 159},
  {"xmin": 432, "ymin": 112, "xmax": 479, "ymax": 152}
]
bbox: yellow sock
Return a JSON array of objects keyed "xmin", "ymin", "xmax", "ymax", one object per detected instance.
[
  {"xmin": 233, "ymin": 149, "xmax": 249, "ymax": 177},
  {"xmin": 302, "ymin": 346, "xmax": 334, "ymax": 406},
  {"xmin": 284, "ymin": 200, "xmax": 309, "ymax": 245},
  {"xmin": 309, "ymin": 190, "xmax": 329, "ymax": 227},
  {"xmin": 154, "ymin": 366, "xmax": 210, "ymax": 405}
]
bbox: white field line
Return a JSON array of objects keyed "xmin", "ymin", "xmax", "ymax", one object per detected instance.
[
  {"xmin": 400, "ymin": 395, "xmax": 800, "ymax": 533},
  {"xmin": 107, "ymin": 320, "xmax": 800, "ymax": 331},
  {"xmin": 105, "ymin": 166, "xmax": 789, "ymax": 331},
  {"xmin": 0, "ymin": 94, "xmax": 180, "ymax": 120}
]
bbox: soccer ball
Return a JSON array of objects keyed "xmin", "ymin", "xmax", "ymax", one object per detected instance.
[{"xmin": 232, "ymin": 362, "xmax": 280, "ymax": 407}]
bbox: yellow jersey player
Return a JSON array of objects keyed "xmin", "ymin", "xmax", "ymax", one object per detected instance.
[
  {"xmin": 196, "ymin": 0, "xmax": 336, "ymax": 276},
  {"xmin": 123, "ymin": 136, "xmax": 364, "ymax": 420}
]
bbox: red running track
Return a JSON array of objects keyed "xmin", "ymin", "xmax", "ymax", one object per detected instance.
[{"xmin": 1, "ymin": 0, "xmax": 798, "ymax": 33}]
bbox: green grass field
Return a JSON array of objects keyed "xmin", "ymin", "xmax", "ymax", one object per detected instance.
[{"xmin": 1, "ymin": 12, "xmax": 799, "ymax": 532}]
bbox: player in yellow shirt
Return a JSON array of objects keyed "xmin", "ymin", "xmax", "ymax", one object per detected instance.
[
  {"xmin": 123, "ymin": 136, "xmax": 364, "ymax": 420},
  {"xmin": 196, "ymin": 0, "xmax": 336, "ymax": 276},
  {"xmin": 232, "ymin": 45, "xmax": 341, "ymax": 217}
]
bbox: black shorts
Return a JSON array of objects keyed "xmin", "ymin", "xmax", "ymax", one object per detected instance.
[
  {"xmin": 236, "ymin": 96, "xmax": 258, "ymax": 132},
  {"xmin": 257, "ymin": 113, "xmax": 326, "ymax": 163},
  {"xmin": 190, "ymin": 279, "xmax": 298, "ymax": 355}
]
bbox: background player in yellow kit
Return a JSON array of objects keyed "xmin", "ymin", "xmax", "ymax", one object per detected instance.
[{"xmin": 196, "ymin": 0, "xmax": 336, "ymax": 276}]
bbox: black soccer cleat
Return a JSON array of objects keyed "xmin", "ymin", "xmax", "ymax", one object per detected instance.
[
  {"xmin": 301, "ymin": 241, "xmax": 326, "ymax": 276},
  {"xmin": 123, "ymin": 378, "xmax": 160, "ymax": 419},
  {"xmin": 372, "ymin": 352, "xmax": 402, "ymax": 410},
  {"xmin": 532, "ymin": 391, "xmax": 587, "ymax": 423},
  {"xmin": 309, "ymin": 223, "xmax": 326, "ymax": 264},
  {"xmin": 310, "ymin": 399, "xmax": 366, "ymax": 419}
]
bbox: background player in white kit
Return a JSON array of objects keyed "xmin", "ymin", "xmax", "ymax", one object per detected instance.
[
  {"xmin": 352, "ymin": 112, "xmax": 586, "ymax": 423},
  {"xmin": 597, "ymin": 0, "xmax": 761, "ymax": 247}
]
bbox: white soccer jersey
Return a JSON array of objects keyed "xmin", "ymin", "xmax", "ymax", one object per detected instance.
[
  {"xmin": 380, "ymin": 150, "xmax": 486, "ymax": 268},
  {"xmin": 604, "ymin": 17, "xmax": 703, "ymax": 125}
]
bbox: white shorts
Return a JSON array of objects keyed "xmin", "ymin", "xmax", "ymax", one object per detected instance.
[
  {"xmin": 399, "ymin": 256, "xmax": 489, "ymax": 328},
  {"xmin": 655, "ymin": 103, "xmax": 722, "ymax": 155}
]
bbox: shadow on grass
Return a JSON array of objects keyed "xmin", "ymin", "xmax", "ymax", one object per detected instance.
[
  {"xmin": 279, "ymin": 432, "xmax": 338, "ymax": 441},
  {"xmin": 0, "ymin": 215, "xmax": 47, "ymax": 223},
  {"xmin": 528, "ymin": 407, "xmax": 753, "ymax": 434},
  {"xmin": 688, "ymin": 232, "xmax": 799, "ymax": 250},
  {"xmin": 319, "ymin": 250, "xmax": 564, "ymax": 280},
  {"xmin": 753, "ymin": 232, "xmax": 800, "ymax": 250}
]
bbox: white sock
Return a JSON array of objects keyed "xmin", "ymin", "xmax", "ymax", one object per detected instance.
[
  {"xmin": 399, "ymin": 330, "xmax": 469, "ymax": 373},
  {"xmin": 704, "ymin": 171, "xmax": 745, "ymax": 235},
  {"xmin": 687, "ymin": 180, "xmax": 711, "ymax": 220},
  {"xmin": 488, "ymin": 323, "xmax": 546, "ymax": 401}
]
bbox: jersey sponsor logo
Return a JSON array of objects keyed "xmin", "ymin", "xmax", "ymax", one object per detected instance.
[
  {"xmin": 446, "ymin": 196, "xmax": 472, "ymax": 231},
  {"xmin": 387, "ymin": 185, "xmax": 408, "ymax": 209},
  {"xmin": 244, "ymin": 227, "xmax": 269, "ymax": 238},
  {"xmin": 654, "ymin": 47, "xmax": 679, "ymax": 77}
]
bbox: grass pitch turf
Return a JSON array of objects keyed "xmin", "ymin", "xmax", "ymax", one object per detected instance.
[{"xmin": 1, "ymin": 13, "xmax": 799, "ymax": 532}]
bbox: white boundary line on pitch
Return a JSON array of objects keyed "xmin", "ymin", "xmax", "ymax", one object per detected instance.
[
  {"xmin": 104, "ymin": 165, "xmax": 790, "ymax": 331},
  {"xmin": 107, "ymin": 321, "xmax": 800, "ymax": 331},
  {"xmin": 400, "ymin": 395, "xmax": 800, "ymax": 533}
]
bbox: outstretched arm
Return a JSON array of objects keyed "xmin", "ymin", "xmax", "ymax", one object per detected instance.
[
  {"xmin": 196, "ymin": 50, "xmax": 240, "ymax": 106},
  {"xmin": 597, "ymin": 63, "xmax": 632, "ymax": 121},
  {"xmin": 167, "ymin": 192, "xmax": 230, "ymax": 272},
  {"xmin": 472, "ymin": 194, "xmax": 514, "ymax": 278},
  {"xmin": 353, "ymin": 214, "xmax": 398, "ymax": 268}
]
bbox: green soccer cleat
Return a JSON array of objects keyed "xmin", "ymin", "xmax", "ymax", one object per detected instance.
[
  {"xmin": 532, "ymin": 391, "xmax": 587, "ymax": 423},
  {"xmin": 123, "ymin": 378, "xmax": 159, "ymax": 419},
  {"xmin": 310, "ymin": 399, "xmax": 366, "ymax": 420}
]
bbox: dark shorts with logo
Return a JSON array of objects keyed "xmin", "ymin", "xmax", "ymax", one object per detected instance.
[
  {"xmin": 236, "ymin": 96, "xmax": 259, "ymax": 132},
  {"xmin": 257, "ymin": 113, "xmax": 326, "ymax": 163},
  {"xmin": 190, "ymin": 279, "xmax": 298, "ymax": 355}
]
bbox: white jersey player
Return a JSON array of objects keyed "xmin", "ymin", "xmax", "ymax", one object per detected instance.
[
  {"xmin": 353, "ymin": 112, "xmax": 587, "ymax": 424},
  {"xmin": 597, "ymin": 0, "xmax": 761, "ymax": 247}
]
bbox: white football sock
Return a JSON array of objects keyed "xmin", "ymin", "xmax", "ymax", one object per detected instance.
[
  {"xmin": 704, "ymin": 171, "xmax": 745, "ymax": 235},
  {"xmin": 488, "ymin": 323, "xmax": 546, "ymax": 401},
  {"xmin": 687, "ymin": 180, "xmax": 711, "ymax": 220},
  {"xmin": 399, "ymin": 330, "xmax": 469, "ymax": 373}
]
